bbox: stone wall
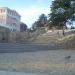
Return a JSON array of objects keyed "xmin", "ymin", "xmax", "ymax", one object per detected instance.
[
  {"xmin": 0, "ymin": 31, "xmax": 27, "ymax": 43},
  {"xmin": 0, "ymin": 31, "xmax": 37, "ymax": 43},
  {"xmin": 0, "ymin": 28, "xmax": 46, "ymax": 43},
  {"xmin": 8, "ymin": 32, "xmax": 30, "ymax": 43}
]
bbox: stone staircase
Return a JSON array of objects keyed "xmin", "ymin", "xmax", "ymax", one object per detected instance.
[
  {"xmin": 31, "ymin": 30, "xmax": 60, "ymax": 44},
  {"xmin": 0, "ymin": 30, "xmax": 62, "ymax": 53},
  {"xmin": 1, "ymin": 30, "xmax": 72, "ymax": 53},
  {"xmin": 0, "ymin": 43, "xmax": 59, "ymax": 53}
]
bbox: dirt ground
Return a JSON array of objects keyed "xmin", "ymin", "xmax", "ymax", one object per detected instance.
[{"xmin": 0, "ymin": 50, "xmax": 75, "ymax": 74}]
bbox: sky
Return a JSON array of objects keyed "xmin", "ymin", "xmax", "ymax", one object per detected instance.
[{"xmin": 0, "ymin": 0, "xmax": 52, "ymax": 28}]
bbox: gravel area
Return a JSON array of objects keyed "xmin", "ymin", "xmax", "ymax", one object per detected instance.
[{"xmin": 0, "ymin": 50, "xmax": 75, "ymax": 74}]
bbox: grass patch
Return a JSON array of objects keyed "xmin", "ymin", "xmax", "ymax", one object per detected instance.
[{"xmin": 58, "ymin": 34, "xmax": 75, "ymax": 49}]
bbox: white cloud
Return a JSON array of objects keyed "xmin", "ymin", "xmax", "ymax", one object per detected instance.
[{"xmin": 17, "ymin": 7, "xmax": 50, "ymax": 28}]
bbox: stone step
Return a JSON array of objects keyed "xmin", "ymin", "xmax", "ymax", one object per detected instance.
[
  {"xmin": 0, "ymin": 71, "xmax": 47, "ymax": 75},
  {"xmin": 0, "ymin": 43, "xmax": 59, "ymax": 53}
]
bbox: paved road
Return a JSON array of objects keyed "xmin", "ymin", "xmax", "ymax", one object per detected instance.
[{"xmin": 0, "ymin": 43, "xmax": 59, "ymax": 53}]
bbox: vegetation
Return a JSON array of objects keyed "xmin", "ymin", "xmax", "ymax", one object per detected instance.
[
  {"xmin": 60, "ymin": 34, "xmax": 75, "ymax": 49},
  {"xmin": 32, "ymin": 14, "xmax": 47, "ymax": 30},
  {"xmin": 71, "ymin": 26, "xmax": 75, "ymax": 29},
  {"xmin": 48, "ymin": 0, "xmax": 75, "ymax": 29},
  {"xmin": 31, "ymin": 0, "xmax": 75, "ymax": 30},
  {"xmin": 27, "ymin": 28, "xmax": 36, "ymax": 32},
  {"xmin": 20, "ymin": 22, "xmax": 27, "ymax": 32}
]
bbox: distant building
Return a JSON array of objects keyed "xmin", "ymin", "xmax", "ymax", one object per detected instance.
[
  {"xmin": 20, "ymin": 22, "xmax": 27, "ymax": 32},
  {"xmin": 0, "ymin": 7, "xmax": 21, "ymax": 31}
]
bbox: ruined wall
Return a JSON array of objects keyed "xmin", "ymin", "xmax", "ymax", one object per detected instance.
[
  {"xmin": 0, "ymin": 31, "xmax": 31, "ymax": 43},
  {"xmin": 0, "ymin": 28, "xmax": 46, "ymax": 43}
]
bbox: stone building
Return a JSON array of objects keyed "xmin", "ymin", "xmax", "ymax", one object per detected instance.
[{"xmin": 0, "ymin": 7, "xmax": 21, "ymax": 32}]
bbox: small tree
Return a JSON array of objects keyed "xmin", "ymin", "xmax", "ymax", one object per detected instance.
[{"xmin": 32, "ymin": 14, "xmax": 47, "ymax": 29}]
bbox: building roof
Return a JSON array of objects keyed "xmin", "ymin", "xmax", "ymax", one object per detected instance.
[{"xmin": 0, "ymin": 7, "xmax": 21, "ymax": 17}]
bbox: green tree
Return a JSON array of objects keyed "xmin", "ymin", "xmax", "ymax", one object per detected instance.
[
  {"xmin": 49, "ymin": 0, "xmax": 75, "ymax": 29},
  {"xmin": 32, "ymin": 14, "xmax": 47, "ymax": 29},
  {"xmin": 38, "ymin": 14, "xmax": 47, "ymax": 25}
]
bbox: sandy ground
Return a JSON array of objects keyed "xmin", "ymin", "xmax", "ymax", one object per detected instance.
[{"xmin": 0, "ymin": 50, "xmax": 75, "ymax": 74}]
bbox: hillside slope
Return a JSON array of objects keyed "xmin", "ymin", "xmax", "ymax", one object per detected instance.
[{"xmin": 31, "ymin": 30, "xmax": 75, "ymax": 49}]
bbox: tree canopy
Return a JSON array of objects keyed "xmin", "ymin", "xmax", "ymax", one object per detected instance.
[
  {"xmin": 20, "ymin": 22, "xmax": 27, "ymax": 32},
  {"xmin": 32, "ymin": 14, "xmax": 47, "ymax": 29},
  {"xmin": 49, "ymin": 0, "xmax": 75, "ymax": 28}
]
